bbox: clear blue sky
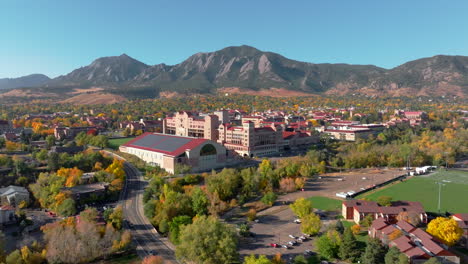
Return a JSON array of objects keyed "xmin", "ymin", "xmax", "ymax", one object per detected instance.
[{"xmin": 1, "ymin": 0, "xmax": 468, "ymax": 78}]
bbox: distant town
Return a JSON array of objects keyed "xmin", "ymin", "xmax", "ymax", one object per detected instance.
[{"xmin": 0, "ymin": 94, "xmax": 466, "ymax": 264}]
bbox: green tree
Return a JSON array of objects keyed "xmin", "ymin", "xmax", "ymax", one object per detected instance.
[
  {"xmin": 260, "ymin": 192, "xmax": 277, "ymax": 206},
  {"xmin": 316, "ymin": 234, "xmax": 339, "ymax": 260},
  {"xmin": 424, "ymin": 258, "xmax": 442, "ymax": 264},
  {"xmin": 191, "ymin": 186, "xmax": 209, "ymax": 216},
  {"xmin": 57, "ymin": 198, "xmax": 76, "ymax": 216},
  {"xmin": 339, "ymin": 227, "xmax": 360, "ymax": 262},
  {"xmin": 5, "ymin": 249, "xmax": 23, "ymax": 264},
  {"xmin": 48, "ymin": 152, "xmax": 60, "ymax": 171},
  {"xmin": 385, "ymin": 246, "xmax": 409, "ymax": 264},
  {"xmin": 360, "ymin": 214, "xmax": 374, "ymax": 227},
  {"xmin": 289, "ymin": 197, "xmax": 313, "ymax": 219},
  {"xmin": 176, "ymin": 216, "xmax": 239, "ymax": 264},
  {"xmin": 206, "ymin": 168, "xmax": 241, "ymax": 201},
  {"xmin": 244, "ymin": 254, "xmax": 272, "ymax": 264},
  {"xmin": 35, "ymin": 148, "xmax": 49, "ymax": 161},
  {"xmin": 169, "ymin": 215, "xmax": 192, "ymax": 244},
  {"xmin": 377, "ymin": 196, "xmax": 393, "ymax": 206},
  {"xmin": 292, "ymin": 255, "xmax": 307, "ymax": 264},
  {"xmin": 335, "ymin": 220, "xmax": 344, "ymax": 234},
  {"xmin": 362, "ymin": 238, "xmax": 387, "ymax": 264},
  {"xmin": 300, "ymin": 213, "xmax": 321, "ymax": 236},
  {"xmin": 79, "ymin": 207, "xmax": 99, "ymax": 223},
  {"xmin": 109, "ymin": 205, "xmax": 123, "ymax": 230},
  {"xmin": 90, "ymin": 135, "xmax": 108, "ymax": 148},
  {"xmin": 46, "ymin": 135, "xmax": 55, "ymax": 149}
]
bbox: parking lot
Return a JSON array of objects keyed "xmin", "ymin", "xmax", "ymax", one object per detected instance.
[{"xmin": 235, "ymin": 168, "xmax": 404, "ymax": 262}]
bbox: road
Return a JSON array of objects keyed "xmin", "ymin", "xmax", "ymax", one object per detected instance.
[{"xmin": 107, "ymin": 149, "xmax": 176, "ymax": 263}]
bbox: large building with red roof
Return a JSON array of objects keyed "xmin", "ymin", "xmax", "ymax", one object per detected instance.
[
  {"xmin": 163, "ymin": 111, "xmax": 219, "ymax": 141},
  {"xmin": 369, "ymin": 218, "xmax": 460, "ymax": 264},
  {"xmin": 119, "ymin": 133, "xmax": 231, "ymax": 174},
  {"xmin": 342, "ymin": 199, "xmax": 427, "ymax": 224},
  {"xmin": 218, "ymin": 121, "xmax": 284, "ymax": 157}
]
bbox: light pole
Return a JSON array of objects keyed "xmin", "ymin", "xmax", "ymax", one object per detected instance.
[{"xmin": 437, "ymin": 182, "xmax": 445, "ymax": 214}]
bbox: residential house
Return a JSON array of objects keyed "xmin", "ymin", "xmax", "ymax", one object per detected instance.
[
  {"xmin": 0, "ymin": 185, "xmax": 30, "ymax": 207},
  {"xmin": 0, "ymin": 205, "xmax": 15, "ymax": 225}
]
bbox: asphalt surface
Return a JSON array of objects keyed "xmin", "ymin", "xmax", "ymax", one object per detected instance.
[{"xmin": 119, "ymin": 159, "xmax": 177, "ymax": 263}]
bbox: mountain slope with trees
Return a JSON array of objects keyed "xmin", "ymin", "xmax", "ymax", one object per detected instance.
[{"xmin": 2, "ymin": 46, "xmax": 468, "ymax": 101}]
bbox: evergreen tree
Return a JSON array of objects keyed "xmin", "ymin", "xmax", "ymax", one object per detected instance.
[
  {"xmin": 385, "ymin": 247, "xmax": 403, "ymax": 264},
  {"xmin": 361, "ymin": 238, "xmax": 387, "ymax": 264},
  {"xmin": 339, "ymin": 227, "xmax": 360, "ymax": 262},
  {"xmin": 335, "ymin": 220, "xmax": 344, "ymax": 234}
]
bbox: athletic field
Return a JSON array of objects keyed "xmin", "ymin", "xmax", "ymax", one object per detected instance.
[
  {"xmin": 108, "ymin": 137, "xmax": 134, "ymax": 150},
  {"xmin": 358, "ymin": 169, "xmax": 468, "ymax": 214}
]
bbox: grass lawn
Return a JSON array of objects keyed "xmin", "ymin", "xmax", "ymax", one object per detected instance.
[
  {"xmin": 308, "ymin": 196, "xmax": 342, "ymax": 211},
  {"xmin": 108, "ymin": 137, "xmax": 135, "ymax": 150},
  {"xmin": 357, "ymin": 169, "xmax": 468, "ymax": 214}
]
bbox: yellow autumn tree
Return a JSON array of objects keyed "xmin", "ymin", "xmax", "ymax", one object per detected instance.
[
  {"xmin": 426, "ymin": 217, "xmax": 463, "ymax": 246},
  {"xmin": 57, "ymin": 167, "xmax": 83, "ymax": 187},
  {"xmin": 105, "ymin": 159, "xmax": 125, "ymax": 179}
]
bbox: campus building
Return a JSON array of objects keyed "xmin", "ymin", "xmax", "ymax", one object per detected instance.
[
  {"xmin": 163, "ymin": 111, "xmax": 219, "ymax": 141},
  {"xmin": 369, "ymin": 218, "xmax": 460, "ymax": 264},
  {"xmin": 321, "ymin": 123, "xmax": 384, "ymax": 141},
  {"xmin": 119, "ymin": 132, "xmax": 231, "ymax": 173},
  {"xmin": 342, "ymin": 200, "xmax": 428, "ymax": 224},
  {"xmin": 218, "ymin": 121, "xmax": 284, "ymax": 157}
]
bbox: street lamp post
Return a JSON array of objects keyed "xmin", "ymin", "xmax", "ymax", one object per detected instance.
[{"xmin": 437, "ymin": 182, "xmax": 445, "ymax": 214}]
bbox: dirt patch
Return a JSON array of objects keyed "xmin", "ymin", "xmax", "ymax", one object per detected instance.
[
  {"xmin": 70, "ymin": 87, "xmax": 105, "ymax": 94},
  {"xmin": 218, "ymin": 87, "xmax": 315, "ymax": 97},
  {"xmin": 60, "ymin": 92, "xmax": 127, "ymax": 105},
  {"xmin": 159, "ymin": 91, "xmax": 182, "ymax": 98},
  {"xmin": 0, "ymin": 89, "xmax": 58, "ymax": 98}
]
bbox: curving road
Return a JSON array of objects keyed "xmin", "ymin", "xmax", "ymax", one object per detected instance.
[{"xmin": 118, "ymin": 157, "xmax": 177, "ymax": 263}]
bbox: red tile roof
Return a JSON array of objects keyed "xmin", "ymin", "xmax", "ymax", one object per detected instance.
[
  {"xmin": 396, "ymin": 220, "xmax": 416, "ymax": 233},
  {"xmin": 404, "ymin": 246, "xmax": 426, "ymax": 258},
  {"xmin": 391, "ymin": 236, "xmax": 414, "ymax": 252},
  {"xmin": 371, "ymin": 217, "xmax": 388, "ymax": 230}
]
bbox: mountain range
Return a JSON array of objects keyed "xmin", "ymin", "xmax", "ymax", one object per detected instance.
[
  {"xmin": 1, "ymin": 46, "xmax": 467, "ymax": 103},
  {"xmin": 0, "ymin": 74, "xmax": 50, "ymax": 90}
]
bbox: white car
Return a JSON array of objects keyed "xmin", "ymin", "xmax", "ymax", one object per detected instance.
[
  {"xmin": 293, "ymin": 219, "xmax": 301, "ymax": 224},
  {"xmin": 299, "ymin": 235, "xmax": 307, "ymax": 240},
  {"xmin": 288, "ymin": 234, "xmax": 296, "ymax": 239}
]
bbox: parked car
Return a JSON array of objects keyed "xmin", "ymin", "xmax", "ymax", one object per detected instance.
[
  {"xmin": 299, "ymin": 235, "xmax": 307, "ymax": 240},
  {"xmin": 288, "ymin": 234, "xmax": 296, "ymax": 239},
  {"xmin": 304, "ymin": 250, "xmax": 315, "ymax": 256},
  {"xmin": 281, "ymin": 244, "xmax": 289, "ymax": 249},
  {"xmin": 288, "ymin": 241, "xmax": 297, "ymax": 246},
  {"xmin": 269, "ymin": 243, "xmax": 278, "ymax": 248},
  {"xmin": 293, "ymin": 219, "xmax": 301, "ymax": 224}
]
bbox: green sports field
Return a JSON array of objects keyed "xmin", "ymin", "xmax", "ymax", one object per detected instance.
[
  {"xmin": 357, "ymin": 169, "xmax": 468, "ymax": 214},
  {"xmin": 308, "ymin": 196, "xmax": 342, "ymax": 211},
  {"xmin": 108, "ymin": 137, "xmax": 135, "ymax": 150}
]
